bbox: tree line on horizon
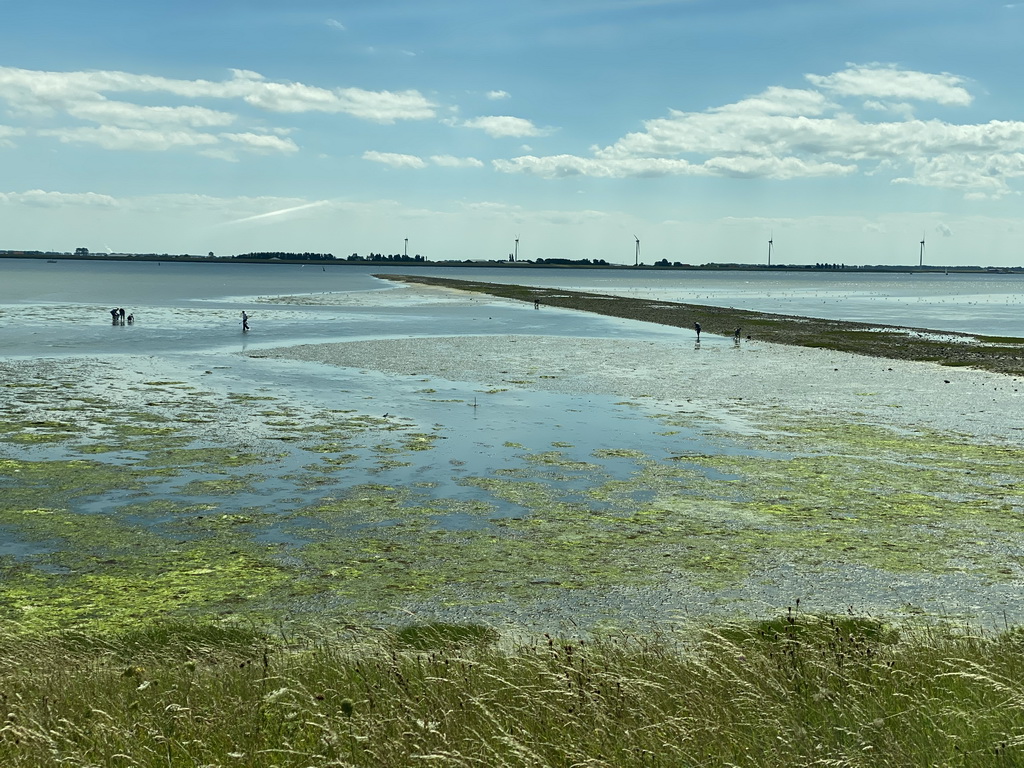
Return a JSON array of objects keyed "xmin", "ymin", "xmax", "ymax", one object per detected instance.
[
  {"xmin": 231, "ymin": 252, "xmax": 429, "ymax": 262},
  {"xmin": 1, "ymin": 250, "xmax": 1013, "ymax": 271}
]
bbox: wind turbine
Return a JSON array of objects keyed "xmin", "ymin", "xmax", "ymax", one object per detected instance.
[
  {"xmin": 634, "ymin": 235, "xmax": 640, "ymax": 267},
  {"xmin": 767, "ymin": 231, "xmax": 774, "ymax": 266},
  {"xmin": 514, "ymin": 235, "xmax": 519, "ymax": 262},
  {"xmin": 404, "ymin": 238, "xmax": 408, "ymax": 258},
  {"xmin": 919, "ymin": 232, "xmax": 925, "ymax": 268}
]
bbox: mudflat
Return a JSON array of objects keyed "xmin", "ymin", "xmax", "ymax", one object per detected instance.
[{"xmin": 377, "ymin": 273, "xmax": 1024, "ymax": 376}]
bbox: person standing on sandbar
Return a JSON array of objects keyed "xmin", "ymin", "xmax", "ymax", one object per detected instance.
[{"xmin": 694, "ymin": 322, "xmax": 701, "ymax": 342}]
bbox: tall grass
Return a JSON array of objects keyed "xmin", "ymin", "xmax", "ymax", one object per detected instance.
[{"xmin": 1, "ymin": 614, "xmax": 1023, "ymax": 766}]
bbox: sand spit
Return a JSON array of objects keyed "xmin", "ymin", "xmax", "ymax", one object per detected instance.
[{"xmin": 376, "ymin": 273, "xmax": 1024, "ymax": 377}]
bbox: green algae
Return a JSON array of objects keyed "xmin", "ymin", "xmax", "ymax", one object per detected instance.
[
  {"xmin": 593, "ymin": 448, "xmax": 646, "ymax": 459},
  {"xmin": 3, "ymin": 547, "xmax": 301, "ymax": 634},
  {"xmin": 0, "ymin": 491, "xmax": 304, "ymax": 634},
  {"xmin": 176, "ymin": 474, "xmax": 267, "ymax": 496},
  {"xmin": 4, "ymin": 353, "xmax": 1024, "ymax": 637},
  {"xmin": 0, "ymin": 458, "xmax": 150, "ymax": 508},
  {"xmin": 632, "ymin": 413, "xmax": 1024, "ymax": 580},
  {"xmin": 136, "ymin": 446, "xmax": 273, "ymax": 470},
  {"xmin": 0, "ymin": 417, "xmax": 83, "ymax": 443},
  {"xmin": 522, "ymin": 451, "xmax": 601, "ymax": 472},
  {"xmin": 226, "ymin": 393, "xmax": 277, "ymax": 402}
]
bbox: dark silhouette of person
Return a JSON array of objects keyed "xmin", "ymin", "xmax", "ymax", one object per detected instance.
[
  {"xmin": 694, "ymin": 322, "xmax": 701, "ymax": 341},
  {"xmin": 110, "ymin": 308, "xmax": 119, "ymax": 324},
  {"xmin": 734, "ymin": 327, "xmax": 741, "ymax": 342},
  {"xmin": 534, "ymin": 299, "xmax": 540, "ymax": 309},
  {"xmin": 118, "ymin": 308, "xmax": 126, "ymax": 325},
  {"xmin": 241, "ymin": 311, "xmax": 249, "ymax": 332},
  {"xmin": 127, "ymin": 313, "xmax": 134, "ymax": 325}
]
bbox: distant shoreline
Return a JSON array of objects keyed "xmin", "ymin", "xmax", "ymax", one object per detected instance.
[
  {"xmin": 376, "ymin": 273, "xmax": 1024, "ymax": 377},
  {"xmin": 2, "ymin": 252, "xmax": 1021, "ymax": 274}
]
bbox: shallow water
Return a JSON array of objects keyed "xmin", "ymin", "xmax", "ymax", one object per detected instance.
[
  {"xmin": 2, "ymin": 259, "xmax": 1023, "ymax": 343},
  {"xmin": 3, "ymin": 257, "xmax": 1024, "ymax": 632}
]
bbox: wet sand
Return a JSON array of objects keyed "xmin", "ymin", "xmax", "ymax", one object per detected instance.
[{"xmin": 255, "ymin": 307, "xmax": 1024, "ymax": 443}]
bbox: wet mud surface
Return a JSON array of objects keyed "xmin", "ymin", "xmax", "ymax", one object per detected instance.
[
  {"xmin": 379, "ymin": 274, "xmax": 1024, "ymax": 376},
  {"xmin": 2, "ymin": 280, "xmax": 1024, "ymax": 636}
]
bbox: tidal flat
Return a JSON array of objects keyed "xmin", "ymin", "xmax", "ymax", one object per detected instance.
[{"xmin": 3, "ymin": 292, "xmax": 1024, "ymax": 636}]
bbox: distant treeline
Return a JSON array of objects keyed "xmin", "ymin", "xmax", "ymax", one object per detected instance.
[
  {"xmin": 345, "ymin": 253, "xmax": 426, "ymax": 262},
  {"xmin": 2, "ymin": 250, "xmax": 1019, "ymax": 272},
  {"xmin": 233, "ymin": 252, "xmax": 336, "ymax": 261},
  {"xmin": 532, "ymin": 257, "xmax": 610, "ymax": 266},
  {"xmin": 232, "ymin": 252, "xmax": 428, "ymax": 262}
]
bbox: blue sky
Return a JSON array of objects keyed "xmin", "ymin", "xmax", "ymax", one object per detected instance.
[{"xmin": 2, "ymin": 0, "xmax": 1024, "ymax": 266}]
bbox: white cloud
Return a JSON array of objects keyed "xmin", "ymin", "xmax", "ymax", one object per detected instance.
[
  {"xmin": 430, "ymin": 154, "xmax": 484, "ymax": 168},
  {"xmin": 806, "ymin": 63, "xmax": 972, "ymax": 107},
  {"xmin": 326, "ymin": 18, "xmax": 346, "ymax": 31},
  {"xmin": 463, "ymin": 115, "xmax": 547, "ymax": 138},
  {"xmin": 486, "ymin": 90, "xmax": 510, "ymax": 100},
  {"xmin": 362, "ymin": 152, "xmax": 485, "ymax": 170},
  {"xmin": 492, "ymin": 65, "xmax": 1024, "ymax": 197},
  {"xmin": 65, "ymin": 100, "xmax": 236, "ymax": 129},
  {"xmin": 222, "ymin": 132, "xmax": 299, "ymax": 154},
  {"xmin": 0, "ymin": 125, "xmax": 24, "ymax": 146},
  {"xmin": 40, "ymin": 126, "xmax": 221, "ymax": 152},
  {"xmin": 362, "ymin": 150, "xmax": 428, "ymax": 169},
  {"xmin": 0, "ymin": 65, "xmax": 438, "ymax": 161},
  {"xmin": 0, "ymin": 66, "xmax": 437, "ymax": 125},
  {"xmin": 710, "ymin": 86, "xmax": 831, "ymax": 117},
  {"xmin": 0, "ymin": 189, "xmax": 119, "ymax": 207}
]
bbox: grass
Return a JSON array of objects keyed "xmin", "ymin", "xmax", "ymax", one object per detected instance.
[{"xmin": 3, "ymin": 613, "xmax": 1024, "ymax": 766}]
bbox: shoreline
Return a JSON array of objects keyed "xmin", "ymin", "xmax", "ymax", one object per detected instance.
[{"xmin": 375, "ymin": 273, "xmax": 1024, "ymax": 377}]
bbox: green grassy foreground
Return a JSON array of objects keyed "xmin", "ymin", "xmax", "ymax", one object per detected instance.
[
  {"xmin": 3, "ymin": 615, "xmax": 1024, "ymax": 767},
  {"xmin": 377, "ymin": 274, "xmax": 1024, "ymax": 377}
]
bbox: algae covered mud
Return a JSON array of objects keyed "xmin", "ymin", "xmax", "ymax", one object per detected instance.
[{"xmin": 2, "ymin": 266, "xmax": 1024, "ymax": 636}]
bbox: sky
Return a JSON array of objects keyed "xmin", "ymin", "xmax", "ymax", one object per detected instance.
[{"xmin": 2, "ymin": 0, "xmax": 1024, "ymax": 267}]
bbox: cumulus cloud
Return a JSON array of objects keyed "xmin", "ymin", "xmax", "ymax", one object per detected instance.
[
  {"xmin": 40, "ymin": 126, "xmax": 221, "ymax": 152},
  {"xmin": 222, "ymin": 132, "xmax": 299, "ymax": 154},
  {"xmin": 0, "ymin": 65, "xmax": 438, "ymax": 160},
  {"xmin": 65, "ymin": 100, "xmax": 236, "ymax": 129},
  {"xmin": 363, "ymin": 151, "xmax": 485, "ymax": 169},
  {"xmin": 486, "ymin": 90, "xmax": 510, "ymax": 100},
  {"xmin": 806, "ymin": 64, "xmax": 972, "ymax": 107},
  {"xmin": 493, "ymin": 64, "xmax": 1024, "ymax": 197},
  {"xmin": 0, "ymin": 67, "xmax": 436, "ymax": 123},
  {"xmin": 463, "ymin": 115, "xmax": 547, "ymax": 138},
  {"xmin": 430, "ymin": 154, "xmax": 484, "ymax": 168},
  {"xmin": 362, "ymin": 150, "xmax": 428, "ymax": 169}
]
